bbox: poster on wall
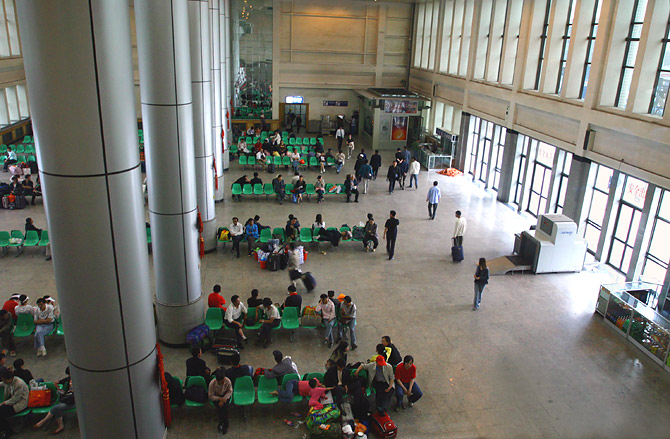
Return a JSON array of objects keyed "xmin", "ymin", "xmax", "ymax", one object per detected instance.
[
  {"xmin": 391, "ymin": 116, "xmax": 408, "ymax": 141},
  {"xmin": 384, "ymin": 99, "xmax": 418, "ymax": 114}
]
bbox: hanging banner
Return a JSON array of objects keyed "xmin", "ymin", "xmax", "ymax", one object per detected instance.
[{"xmin": 391, "ymin": 116, "xmax": 408, "ymax": 141}]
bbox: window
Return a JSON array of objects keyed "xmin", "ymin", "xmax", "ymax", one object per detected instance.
[
  {"xmin": 642, "ymin": 190, "xmax": 670, "ymax": 283},
  {"xmin": 615, "ymin": 0, "xmax": 648, "ymax": 109},
  {"xmin": 607, "ymin": 176, "xmax": 648, "ymax": 273},
  {"xmin": 649, "ymin": 16, "xmax": 670, "ymax": 116},
  {"xmin": 526, "ymin": 141, "xmax": 555, "ymax": 217},
  {"xmin": 466, "ymin": 116, "xmax": 481, "ymax": 177},
  {"xmin": 413, "ymin": 3, "xmax": 425, "ymax": 68},
  {"xmin": 0, "ymin": 0, "xmax": 20, "ymax": 58},
  {"xmin": 0, "ymin": 84, "xmax": 29, "ymax": 128},
  {"xmin": 579, "ymin": 0, "xmax": 602, "ymax": 99},
  {"xmin": 491, "ymin": 126, "xmax": 506, "ymax": 191},
  {"xmin": 554, "ymin": 152, "xmax": 573, "ymax": 213},
  {"xmin": 556, "ymin": 0, "xmax": 576, "ymax": 95},
  {"xmin": 534, "ymin": 0, "xmax": 553, "ymax": 90},
  {"xmin": 477, "ymin": 121, "xmax": 494, "ymax": 184},
  {"xmin": 584, "ymin": 164, "xmax": 612, "ymax": 253},
  {"xmin": 513, "ymin": 136, "xmax": 530, "ymax": 205}
]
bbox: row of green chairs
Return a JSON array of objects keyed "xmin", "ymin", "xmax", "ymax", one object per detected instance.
[
  {"xmin": 0, "ymin": 380, "xmax": 73, "ymax": 421},
  {"xmin": 0, "ymin": 230, "xmax": 49, "ymax": 257},
  {"xmin": 0, "ymin": 144, "xmax": 35, "ymax": 154},
  {"xmin": 12, "ymin": 312, "xmax": 62, "ymax": 338},
  {"xmin": 0, "ymin": 154, "xmax": 36, "ymax": 163},
  {"xmin": 206, "ymin": 306, "xmax": 304, "ymax": 342}
]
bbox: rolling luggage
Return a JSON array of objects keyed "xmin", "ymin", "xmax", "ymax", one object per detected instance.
[
  {"xmin": 268, "ymin": 254, "xmax": 281, "ymax": 271},
  {"xmin": 213, "ymin": 338, "xmax": 239, "ymax": 365},
  {"xmin": 279, "ymin": 253, "xmax": 288, "ymax": 269},
  {"xmin": 451, "ymin": 238, "xmax": 463, "ymax": 262},
  {"xmin": 370, "ymin": 411, "xmax": 398, "ymax": 438},
  {"xmin": 301, "ymin": 272, "xmax": 317, "ymax": 292}
]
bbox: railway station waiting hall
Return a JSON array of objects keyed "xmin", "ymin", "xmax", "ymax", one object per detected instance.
[{"xmin": 0, "ymin": 0, "xmax": 670, "ymax": 438}]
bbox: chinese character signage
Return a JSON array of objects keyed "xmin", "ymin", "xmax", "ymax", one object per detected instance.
[{"xmin": 323, "ymin": 100, "xmax": 348, "ymax": 107}]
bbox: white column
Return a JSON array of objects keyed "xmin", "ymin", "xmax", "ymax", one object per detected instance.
[
  {"xmin": 17, "ymin": 1, "xmax": 164, "ymax": 436},
  {"xmin": 220, "ymin": 0, "xmax": 232, "ymax": 169},
  {"xmin": 189, "ymin": 0, "xmax": 217, "ymax": 251},
  {"xmin": 210, "ymin": 0, "xmax": 224, "ymax": 199}
]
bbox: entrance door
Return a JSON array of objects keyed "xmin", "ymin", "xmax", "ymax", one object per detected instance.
[
  {"xmin": 407, "ymin": 116, "xmax": 423, "ymax": 147},
  {"xmin": 279, "ymin": 103, "xmax": 309, "ymax": 133}
]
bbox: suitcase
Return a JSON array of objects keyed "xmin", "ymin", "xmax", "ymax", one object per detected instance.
[
  {"xmin": 268, "ymin": 254, "xmax": 280, "ymax": 271},
  {"xmin": 14, "ymin": 196, "xmax": 26, "ymax": 210},
  {"xmin": 451, "ymin": 238, "xmax": 464, "ymax": 262},
  {"xmin": 370, "ymin": 411, "xmax": 398, "ymax": 438},
  {"xmin": 213, "ymin": 337, "xmax": 239, "ymax": 365},
  {"xmin": 301, "ymin": 272, "xmax": 317, "ymax": 292},
  {"xmin": 279, "ymin": 253, "xmax": 288, "ymax": 269}
]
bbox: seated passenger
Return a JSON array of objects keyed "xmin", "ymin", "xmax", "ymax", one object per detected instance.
[
  {"xmin": 208, "ymin": 368, "xmax": 232, "ymax": 435},
  {"xmin": 355, "ymin": 356, "xmax": 394, "ymax": 415},
  {"xmin": 14, "ymin": 295, "xmax": 33, "ymax": 317},
  {"xmin": 382, "ymin": 336, "xmax": 402, "ymax": 366},
  {"xmin": 186, "ymin": 347, "xmax": 211, "ymax": 380},
  {"xmin": 394, "ymin": 355, "xmax": 423, "ymax": 411},
  {"xmin": 369, "ymin": 343, "xmax": 391, "ymax": 364},
  {"xmin": 33, "ymin": 298, "xmax": 55, "ymax": 357},
  {"xmin": 249, "ymin": 172, "xmax": 263, "ymax": 187},
  {"xmin": 32, "ymin": 367, "xmax": 74, "ymax": 434},
  {"xmin": 0, "ymin": 368, "xmax": 29, "ymax": 436},
  {"xmin": 0, "ymin": 311, "xmax": 14, "ymax": 357},
  {"xmin": 324, "ymin": 358, "xmax": 350, "ymax": 405},
  {"xmin": 225, "ymin": 353, "xmax": 253, "ymax": 385},
  {"xmin": 224, "ymin": 295, "xmax": 247, "ymax": 348},
  {"xmin": 12, "ymin": 359, "xmax": 33, "ymax": 385},
  {"xmin": 256, "ymin": 298, "xmax": 281, "ymax": 348},
  {"xmin": 264, "ymin": 350, "xmax": 299, "ymax": 380},
  {"xmin": 282, "ymin": 285, "xmax": 302, "ymax": 310},
  {"xmin": 246, "ymin": 289, "xmax": 263, "ymax": 308},
  {"xmin": 208, "ymin": 285, "xmax": 226, "ymax": 309}
]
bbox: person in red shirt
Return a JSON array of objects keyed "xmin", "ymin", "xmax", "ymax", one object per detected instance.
[
  {"xmin": 394, "ymin": 355, "xmax": 422, "ymax": 410},
  {"xmin": 208, "ymin": 285, "xmax": 226, "ymax": 310},
  {"xmin": 1, "ymin": 295, "xmax": 20, "ymax": 321}
]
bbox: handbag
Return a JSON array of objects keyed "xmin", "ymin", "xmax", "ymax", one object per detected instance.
[
  {"xmin": 300, "ymin": 306, "xmax": 321, "ymax": 327},
  {"xmin": 28, "ymin": 389, "xmax": 52, "ymax": 407}
]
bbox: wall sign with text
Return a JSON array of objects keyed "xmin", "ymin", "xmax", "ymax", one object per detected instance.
[{"xmin": 323, "ymin": 100, "xmax": 348, "ymax": 107}]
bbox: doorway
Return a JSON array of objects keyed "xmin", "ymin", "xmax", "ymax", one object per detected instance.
[{"xmin": 279, "ymin": 103, "xmax": 309, "ymax": 133}]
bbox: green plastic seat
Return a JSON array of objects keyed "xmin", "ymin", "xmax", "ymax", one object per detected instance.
[
  {"xmin": 24, "ymin": 136, "xmax": 33, "ymax": 143},
  {"xmin": 340, "ymin": 226, "xmax": 352, "ymax": 242},
  {"xmin": 146, "ymin": 227, "xmax": 151, "ymax": 244},
  {"xmin": 305, "ymin": 184, "xmax": 316, "ymax": 198},
  {"xmin": 301, "ymin": 146, "xmax": 309, "ymax": 155},
  {"xmin": 244, "ymin": 307, "xmax": 262, "ymax": 330},
  {"xmin": 289, "ymin": 138, "xmax": 296, "ymax": 145},
  {"xmin": 23, "ymin": 231, "xmax": 38, "ymax": 248},
  {"xmin": 257, "ymin": 375, "xmax": 279, "ymax": 404},
  {"xmin": 299, "ymin": 228, "xmax": 312, "ymax": 243},
  {"xmin": 247, "ymin": 156, "xmax": 256, "ymax": 167},
  {"xmin": 0, "ymin": 145, "xmax": 6, "ymax": 153},
  {"xmin": 327, "ymin": 157, "xmax": 335, "ymax": 167},
  {"xmin": 17, "ymin": 154, "xmax": 26, "ymax": 163},
  {"xmin": 265, "ymin": 156, "xmax": 272, "ymax": 167},
  {"xmin": 0, "ymin": 155, "xmax": 6, "ymax": 162},
  {"xmin": 231, "ymin": 184, "xmax": 242, "ymax": 198},
  {"xmin": 282, "ymin": 156, "xmax": 291, "ymax": 167},
  {"xmin": 238, "ymin": 156, "xmax": 247, "ymax": 167},
  {"xmin": 0, "ymin": 231, "xmax": 9, "ymax": 254},
  {"xmin": 325, "ymin": 183, "xmax": 335, "ymax": 194},
  {"xmin": 272, "ymin": 228, "xmax": 285, "ymax": 242},
  {"xmin": 310, "ymin": 138, "xmax": 317, "ymax": 145},
  {"xmin": 295, "ymin": 138, "xmax": 303, "ymax": 146},
  {"xmin": 233, "ymin": 376, "xmax": 255, "ymax": 406},
  {"xmin": 273, "ymin": 156, "xmax": 282, "ymax": 166},
  {"xmin": 318, "ymin": 137, "xmax": 324, "ymax": 144},
  {"xmin": 313, "ymin": 227, "xmax": 322, "ymax": 237},
  {"xmin": 56, "ymin": 317, "xmax": 65, "ymax": 336},
  {"xmin": 263, "ymin": 183, "xmax": 275, "ymax": 199},
  {"xmin": 253, "ymin": 183, "xmax": 264, "ymax": 196},
  {"xmin": 25, "ymin": 145, "xmax": 35, "ymax": 153},
  {"xmin": 242, "ymin": 184, "xmax": 253, "ymax": 196},
  {"xmin": 31, "ymin": 382, "xmax": 59, "ymax": 415},
  {"xmin": 184, "ymin": 376, "xmax": 208, "ymax": 407},
  {"xmin": 259, "ymin": 228, "xmax": 272, "ymax": 243},
  {"xmin": 309, "ymin": 157, "xmax": 318, "ymax": 168},
  {"xmin": 336, "ymin": 183, "xmax": 346, "ymax": 194},
  {"xmin": 245, "ymin": 136, "xmax": 252, "ymax": 144},
  {"xmin": 13, "ymin": 313, "xmax": 35, "ymax": 337},
  {"xmin": 282, "ymin": 307, "xmax": 300, "ymax": 331},
  {"xmin": 285, "ymin": 183, "xmax": 294, "ymax": 195},
  {"xmin": 15, "ymin": 144, "xmax": 24, "ymax": 153},
  {"xmin": 281, "ymin": 131, "xmax": 288, "ymax": 137},
  {"xmin": 9, "ymin": 230, "xmax": 23, "ymax": 247},
  {"xmin": 281, "ymin": 373, "xmax": 303, "ymax": 402},
  {"xmin": 27, "ymin": 155, "xmax": 36, "ymax": 162},
  {"xmin": 229, "ymin": 145, "xmax": 238, "ymax": 155},
  {"xmin": 205, "ymin": 307, "xmax": 223, "ymax": 331},
  {"xmin": 303, "ymin": 372, "xmax": 325, "ymax": 383}
]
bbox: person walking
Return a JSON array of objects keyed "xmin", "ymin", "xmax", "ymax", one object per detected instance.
[
  {"xmin": 357, "ymin": 160, "xmax": 373, "ymax": 194},
  {"xmin": 386, "ymin": 161, "xmax": 399, "ymax": 194},
  {"xmin": 383, "ymin": 210, "xmax": 399, "ymax": 260},
  {"xmin": 370, "ymin": 150, "xmax": 382, "ymax": 180},
  {"xmin": 453, "ymin": 210, "xmax": 467, "ymax": 246},
  {"xmin": 473, "ymin": 258, "xmax": 489, "ymax": 310},
  {"xmin": 426, "ymin": 181, "xmax": 441, "ymax": 220},
  {"xmin": 335, "ymin": 127, "xmax": 345, "ymax": 153},
  {"xmin": 408, "ymin": 157, "xmax": 420, "ymax": 189}
]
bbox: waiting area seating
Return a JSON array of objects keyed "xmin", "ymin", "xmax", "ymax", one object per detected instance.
[{"xmin": 0, "ymin": 229, "xmax": 49, "ymax": 257}]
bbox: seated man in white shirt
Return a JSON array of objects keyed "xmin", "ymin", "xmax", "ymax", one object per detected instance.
[
  {"xmin": 33, "ymin": 298, "xmax": 55, "ymax": 357},
  {"xmin": 224, "ymin": 295, "xmax": 247, "ymax": 348},
  {"xmin": 229, "ymin": 217, "xmax": 245, "ymax": 258},
  {"xmin": 257, "ymin": 298, "xmax": 281, "ymax": 348}
]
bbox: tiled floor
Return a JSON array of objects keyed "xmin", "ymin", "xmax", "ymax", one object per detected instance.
[{"xmin": 1, "ymin": 139, "xmax": 670, "ymax": 438}]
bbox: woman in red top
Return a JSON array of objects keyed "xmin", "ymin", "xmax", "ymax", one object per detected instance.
[
  {"xmin": 394, "ymin": 355, "xmax": 423, "ymax": 410},
  {"xmin": 1, "ymin": 295, "xmax": 19, "ymax": 320}
]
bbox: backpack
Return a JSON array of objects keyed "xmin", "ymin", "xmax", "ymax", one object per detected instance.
[
  {"xmin": 352, "ymin": 227, "xmax": 365, "ymax": 240},
  {"xmin": 219, "ymin": 229, "xmax": 230, "ymax": 241},
  {"xmin": 184, "ymin": 386, "xmax": 208, "ymax": 403},
  {"xmin": 165, "ymin": 372, "xmax": 185, "ymax": 407}
]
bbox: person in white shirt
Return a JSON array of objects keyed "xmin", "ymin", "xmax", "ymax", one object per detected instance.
[
  {"xmin": 335, "ymin": 152, "xmax": 346, "ymax": 174},
  {"xmin": 14, "ymin": 295, "xmax": 34, "ymax": 317},
  {"xmin": 257, "ymin": 298, "xmax": 281, "ymax": 348},
  {"xmin": 408, "ymin": 158, "xmax": 421, "ymax": 189},
  {"xmin": 33, "ymin": 298, "xmax": 54, "ymax": 357},
  {"xmin": 224, "ymin": 295, "xmax": 248, "ymax": 347},
  {"xmin": 3, "ymin": 147, "xmax": 17, "ymax": 171},
  {"xmin": 238, "ymin": 139, "xmax": 249, "ymax": 155},
  {"xmin": 316, "ymin": 294, "xmax": 336, "ymax": 347},
  {"xmin": 229, "ymin": 217, "xmax": 245, "ymax": 258},
  {"xmin": 346, "ymin": 134, "xmax": 355, "ymax": 159},
  {"xmin": 313, "ymin": 214, "xmax": 326, "ymax": 230},
  {"xmin": 335, "ymin": 127, "xmax": 345, "ymax": 153},
  {"xmin": 453, "ymin": 210, "xmax": 467, "ymax": 246},
  {"xmin": 43, "ymin": 296, "xmax": 60, "ymax": 319}
]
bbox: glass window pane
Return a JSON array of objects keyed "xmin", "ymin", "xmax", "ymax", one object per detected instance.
[
  {"xmin": 618, "ymin": 68, "xmax": 634, "ymax": 108},
  {"xmin": 631, "ymin": 23, "xmax": 643, "ymax": 39},
  {"xmin": 590, "ymin": 191, "xmax": 609, "ymax": 226},
  {"xmin": 628, "ymin": 210, "xmax": 641, "ymax": 241},
  {"xmin": 625, "ymin": 41, "xmax": 639, "ymax": 67},
  {"xmin": 0, "ymin": 3, "xmax": 9, "ymax": 58},
  {"xmin": 529, "ymin": 192, "xmax": 540, "ymax": 216},
  {"xmin": 595, "ymin": 166, "xmax": 613, "ymax": 191},
  {"xmin": 609, "ymin": 239, "xmax": 625, "ymax": 268},
  {"xmin": 5, "ymin": 0, "xmax": 20, "ymax": 56},
  {"xmin": 622, "ymin": 176, "xmax": 648, "ymax": 208},
  {"xmin": 659, "ymin": 192, "xmax": 670, "ymax": 220},
  {"xmin": 0, "ymin": 89, "xmax": 8, "ymax": 127},
  {"xmin": 621, "ymin": 246, "xmax": 633, "ymax": 273},
  {"xmin": 16, "ymin": 84, "xmax": 28, "ymax": 118},
  {"xmin": 615, "ymin": 205, "xmax": 633, "ymax": 240},
  {"xmin": 5, "ymin": 85, "xmax": 18, "ymax": 122},
  {"xmin": 642, "ymin": 259, "xmax": 667, "ymax": 283},
  {"xmin": 649, "ymin": 220, "xmax": 670, "ymax": 263},
  {"xmin": 585, "ymin": 223, "xmax": 601, "ymax": 251}
]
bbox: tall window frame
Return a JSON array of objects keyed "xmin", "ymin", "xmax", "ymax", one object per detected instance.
[
  {"xmin": 607, "ymin": 175, "xmax": 648, "ymax": 274},
  {"xmin": 642, "ymin": 190, "xmax": 670, "ymax": 283},
  {"xmin": 579, "ymin": 0, "xmax": 602, "ymax": 99},
  {"xmin": 526, "ymin": 141, "xmax": 555, "ymax": 218},
  {"xmin": 491, "ymin": 126, "xmax": 507, "ymax": 191},
  {"xmin": 615, "ymin": 0, "xmax": 648, "ymax": 109},
  {"xmin": 467, "ymin": 116, "xmax": 481, "ymax": 177},
  {"xmin": 649, "ymin": 15, "xmax": 670, "ymax": 116},
  {"xmin": 477, "ymin": 121, "xmax": 494, "ymax": 184},
  {"xmin": 554, "ymin": 152, "xmax": 573, "ymax": 213},
  {"xmin": 556, "ymin": 0, "xmax": 577, "ymax": 95},
  {"xmin": 513, "ymin": 136, "xmax": 530, "ymax": 206},
  {"xmin": 534, "ymin": 0, "xmax": 553, "ymax": 90}
]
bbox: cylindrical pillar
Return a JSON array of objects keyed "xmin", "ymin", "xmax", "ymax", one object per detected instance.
[
  {"xmin": 135, "ymin": 0, "xmax": 205, "ymax": 344},
  {"xmin": 189, "ymin": 0, "xmax": 217, "ymax": 251},
  {"xmin": 220, "ymin": 0, "xmax": 232, "ymax": 169},
  {"xmin": 227, "ymin": 0, "xmax": 238, "ymax": 108},
  {"xmin": 17, "ymin": 1, "xmax": 164, "ymax": 437},
  {"xmin": 210, "ymin": 0, "xmax": 225, "ymax": 200}
]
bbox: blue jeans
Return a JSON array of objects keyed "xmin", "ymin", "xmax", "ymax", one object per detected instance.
[
  {"xmin": 35, "ymin": 323, "xmax": 54, "ymax": 349},
  {"xmin": 323, "ymin": 318, "xmax": 336, "ymax": 343},
  {"xmin": 409, "ymin": 174, "xmax": 418, "ymax": 188},
  {"xmin": 341, "ymin": 318, "xmax": 356, "ymax": 344},
  {"xmin": 336, "ymin": 162, "xmax": 343, "ymax": 173},
  {"xmin": 292, "ymin": 161, "xmax": 299, "ymax": 172},
  {"xmin": 317, "ymin": 189, "xmax": 324, "ymax": 202},
  {"xmin": 395, "ymin": 381, "xmax": 422, "ymax": 407},
  {"xmin": 474, "ymin": 283, "xmax": 485, "ymax": 309},
  {"xmin": 278, "ymin": 379, "xmax": 298, "ymax": 403}
]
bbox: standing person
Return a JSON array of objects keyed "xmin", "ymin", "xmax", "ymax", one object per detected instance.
[
  {"xmin": 346, "ymin": 134, "xmax": 355, "ymax": 159},
  {"xmin": 453, "ymin": 210, "xmax": 467, "ymax": 246},
  {"xmin": 0, "ymin": 368, "xmax": 28, "ymax": 436},
  {"xmin": 402, "ymin": 146, "xmax": 411, "ymax": 164},
  {"xmin": 335, "ymin": 151, "xmax": 346, "ymax": 174},
  {"xmin": 0, "ymin": 311, "xmax": 15, "ymax": 357},
  {"xmin": 316, "ymin": 294, "xmax": 336, "ymax": 347},
  {"xmin": 335, "ymin": 127, "xmax": 345, "ymax": 153},
  {"xmin": 473, "ymin": 258, "xmax": 489, "ymax": 310},
  {"xmin": 397, "ymin": 158, "xmax": 409, "ymax": 190},
  {"xmin": 287, "ymin": 243, "xmax": 302, "ymax": 287},
  {"xmin": 287, "ymin": 110, "xmax": 296, "ymax": 129},
  {"xmin": 339, "ymin": 296, "xmax": 357, "ymax": 350},
  {"xmin": 344, "ymin": 174, "xmax": 359, "ymax": 203},
  {"xmin": 394, "ymin": 355, "xmax": 423, "ymax": 410},
  {"xmin": 208, "ymin": 285, "xmax": 227, "ymax": 309},
  {"xmin": 208, "ymin": 368, "xmax": 232, "ymax": 435},
  {"xmin": 33, "ymin": 298, "xmax": 54, "ymax": 357},
  {"xmin": 229, "ymin": 217, "xmax": 244, "ymax": 258},
  {"xmin": 245, "ymin": 218, "xmax": 259, "ymax": 256},
  {"xmin": 357, "ymin": 160, "xmax": 373, "ymax": 194},
  {"xmin": 386, "ymin": 161, "xmax": 399, "ymax": 194},
  {"xmin": 257, "ymin": 298, "xmax": 281, "ymax": 347},
  {"xmin": 272, "ymin": 174, "xmax": 286, "ymax": 205},
  {"xmin": 370, "ymin": 150, "xmax": 382, "ymax": 180},
  {"xmin": 224, "ymin": 295, "xmax": 248, "ymax": 347},
  {"xmin": 363, "ymin": 213, "xmax": 379, "ymax": 252},
  {"xmin": 295, "ymin": 114, "xmax": 302, "ymax": 133},
  {"xmin": 315, "ymin": 175, "xmax": 326, "ymax": 204},
  {"xmin": 383, "ymin": 210, "xmax": 399, "ymax": 261},
  {"xmin": 408, "ymin": 157, "xmax": 420, "ymax": 189},
  {"xmin": 426, "ymin": 181, "xmax": 441, "ymax": 220},
  {"xmin": 354, "ymin": 355, "xmax": 394, "ymax": 415}
]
